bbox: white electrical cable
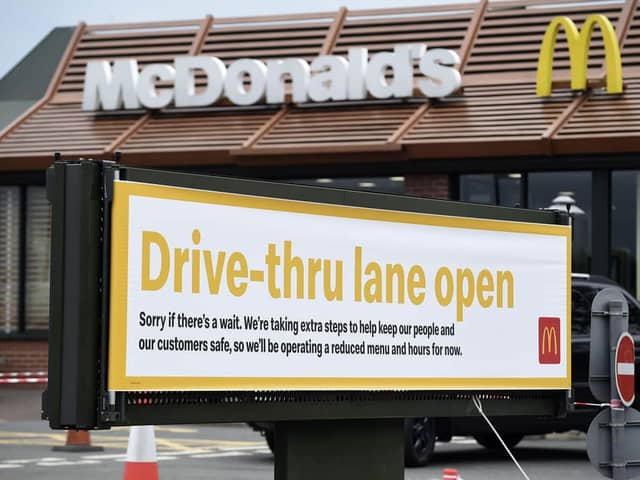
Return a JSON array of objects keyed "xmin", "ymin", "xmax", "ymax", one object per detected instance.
[{"xmin": 472, "ymin": 395, "xmax": 531, "ymax": 480}]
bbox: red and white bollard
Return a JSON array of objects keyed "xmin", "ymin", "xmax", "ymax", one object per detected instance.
[{"xmin": 123, "ymin": 426, "xmax": 159, "ymax": 480}]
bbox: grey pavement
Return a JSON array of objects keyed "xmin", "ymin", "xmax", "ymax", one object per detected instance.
[
  {"xmin": 0, "ymin": 386, "xmax": 605, "ymax": 480},
  {"xmin": 0, "ymin": 385, "xmax": 44, "ymax": 422}
]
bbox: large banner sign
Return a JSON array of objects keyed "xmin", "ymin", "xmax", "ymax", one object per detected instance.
[{"xmin": 108, "ymin": 181, "xmax": 571, "ymax": 391}]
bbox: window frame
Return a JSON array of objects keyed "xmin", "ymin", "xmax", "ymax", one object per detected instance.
[
  {"xmin": 458, "ymin": 169, "xmax": 611, "ymax": 280},
  {"xmin": 0, "ymin": 173, "xmax": 48, "ymax": 340}
]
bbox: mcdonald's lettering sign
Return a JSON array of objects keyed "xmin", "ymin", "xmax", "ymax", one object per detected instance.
[
  {"xmin": 539, "ymin": 317, "xmax": 561, "ymax": 364},
  {"xmin": 536, "ymin": 14, "xmax": 623, "ymax": 97}
]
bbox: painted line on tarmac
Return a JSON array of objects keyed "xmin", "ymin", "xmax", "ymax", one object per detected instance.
[
  {"xmin": 81, "ymin": 449, "xmax": 209, "ymax": 460},
  {"xmin": 0, "ymin": 438, "xmax": 129, "ymax": 448},
  {"xmin": 113, "ymin": 455, "xmax": 179, "ymax": 462},
  {"xmin": 36, "ymin": 460, "xmax": 101, "ymax": 467},
  {"xmin": 154, "ymin": 426, "xmax": 199, "ymax": 434},
  {"xmin": 0, "ymin": 445, "xmax": 271, "ymax": 469},
  {"xmin": 218, "ymin": 445, "xmax": 271, "ymax": 451},
  {"xmin": 154, "ymin": 449, "xmax": 208, "ymax": 456},
  {"xmin": 0, "ymin": 430, "xmax": 265, "ymax": 454},
  {"xmin": 190, "ymin": 451, "xmax": 250, "ymax": 459},
  {"xmin": 155, "ymin": 438, "xmax": 197, "ymax": 452},
  {"xmin": 449, "ymin": 437, "xmax": 477, "ymax": 445},
  {"xmin": 81, "ymin": 453, "xmax": 127, "ymax": 460},
  {"xmin": 110, "ymin": 426, "xmax": 199, "ymax": 434},
  {"xmin": 0, "ymin": 431, "xmax": 67, "ymax": 441},
  {"xmin": 0, "ymin": 438, "xmax": 262, "ymax": 450}
]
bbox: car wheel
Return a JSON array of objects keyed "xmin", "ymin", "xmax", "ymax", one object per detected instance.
[
  {"xmin": 474, "ymin": 434, "xmax": 523, "ymax": 451},
  {"xmin": 404, "ymin": 417, "xmax": 436, "ymax": 467}
]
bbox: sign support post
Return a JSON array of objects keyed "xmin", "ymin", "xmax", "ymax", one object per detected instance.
[
  {"xmin": 587, "ymin": 289, "xmax": 640, "ymax": 479},
  {"xmin": 608, "ymin": 300, "xmax": 627, "ymax": 480},
  {"xmin": 274, "ymin": 419, "xmax": 403, "ymax": 480}
]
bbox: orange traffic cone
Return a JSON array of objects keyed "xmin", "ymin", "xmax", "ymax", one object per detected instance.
[
  {"xmin": 123, "ymin": 426, "xmax": 159, "ymax": 480},
  {"xmin": 52, "ymin": 429, "xmax": 103, "ymax": 452},
  {"xmin": 443, "ymin": 468, "xmax": 463, "ymax": 480}
]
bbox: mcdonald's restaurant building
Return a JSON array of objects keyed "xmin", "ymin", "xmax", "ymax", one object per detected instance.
[{"xmin": 1, "ymin": 0, "xmax": 640, "ymax": 372}]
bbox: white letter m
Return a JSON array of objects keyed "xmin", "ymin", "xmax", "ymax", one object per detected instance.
[{"xmin": 82, "ymin": 60, "xmax": 141, "ymax": 111}]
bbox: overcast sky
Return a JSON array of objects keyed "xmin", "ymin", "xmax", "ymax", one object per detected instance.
[{"xmin": 0, "ymin": 0, "xmax": 472, "ymax": 80}]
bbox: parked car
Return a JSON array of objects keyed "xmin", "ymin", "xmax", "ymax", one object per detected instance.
[
  {"xmin": 402, "ymin": 273, "xmax": 640, "ymax": 466},
  {"xmin": 251, "ymin": 274, "xmax": 640, "ymax": 467}
]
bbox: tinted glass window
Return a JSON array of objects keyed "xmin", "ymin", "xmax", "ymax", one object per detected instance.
[
  {"xmin": 0, "ymin": 186, "xmax": 20, "ymax": 333},
  {"xmin": 25, "ymin": 186, "xmax": 51, "ymax": 330},
  {"xmin": 572, "ymin": 284, "xmax": 599, "ymax": 335},
  {"xmin": 529, "ymin": 172, "xmax": 592, "ymax": 273},
  {"xmin": 459, "ymin": 174, "xmax": 522, "ymax": 207},
  {"xmin": 572, "ymin": 283, "xmax": 640, "ymax": 335},
  {"xmin": 612, "ymin": 171, "xmax": 640, "ymax": 297},
  {"xmin": 288, "ymin": 177, "xmax": 405, "ymax": 194}
]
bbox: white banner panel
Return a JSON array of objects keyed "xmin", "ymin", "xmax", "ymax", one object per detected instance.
[{"xmin": 108, "ymin": 180, "xmax": 571, "ymax": 391}]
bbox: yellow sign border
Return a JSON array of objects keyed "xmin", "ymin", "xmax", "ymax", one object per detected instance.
[{"xmin": 108, "ymin": 180, "xmax": 572, "ymax": 391}]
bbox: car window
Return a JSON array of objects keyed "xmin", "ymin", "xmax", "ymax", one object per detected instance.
[
  {"xmin": 572, "ymin": 285, "xmax": 599, "ymax": 335},
  {"xmin": 572, "ymin": 284, "xmax": 640, "ymax": 335}
]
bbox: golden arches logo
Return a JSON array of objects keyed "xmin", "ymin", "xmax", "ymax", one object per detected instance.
[
  {"xmin": 536, "ymin": 14, "xmax": 623, "ymax": 96},
  {"xmin": 541, "ymin": 326, "xmax": 558, "ymax": 356}
]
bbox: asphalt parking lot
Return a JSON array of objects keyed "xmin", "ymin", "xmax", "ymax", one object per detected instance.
[{"xmin": 0, "ymin": 385, "xmax": 608, "ymax": 480}]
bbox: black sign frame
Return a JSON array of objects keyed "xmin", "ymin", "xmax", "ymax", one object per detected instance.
[{"xmin": 43, "ymin": 159, "xmax": 570, "ymax": 430}]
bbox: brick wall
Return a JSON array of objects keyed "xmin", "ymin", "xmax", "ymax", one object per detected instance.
[
  {"xmin": 0, "ymin": 341, "xmax": 48, "ymax": 372},
  {"xmin": 405, "ymin": 174, "xmax": 450, "ymax": 200}
]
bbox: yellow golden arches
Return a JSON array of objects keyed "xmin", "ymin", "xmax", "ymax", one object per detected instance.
[
  {"xmin": 536, "ymin": 14, "xmax": 623, "ymax": 97},
  {"xmin": 541, "ymin": 326, "xmax": 558, "ymax": 355}
]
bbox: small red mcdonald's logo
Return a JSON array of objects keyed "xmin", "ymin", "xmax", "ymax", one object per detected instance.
[{"xmin": 539, "ymin": 317, "xmax": 560, "ymax": 364}]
